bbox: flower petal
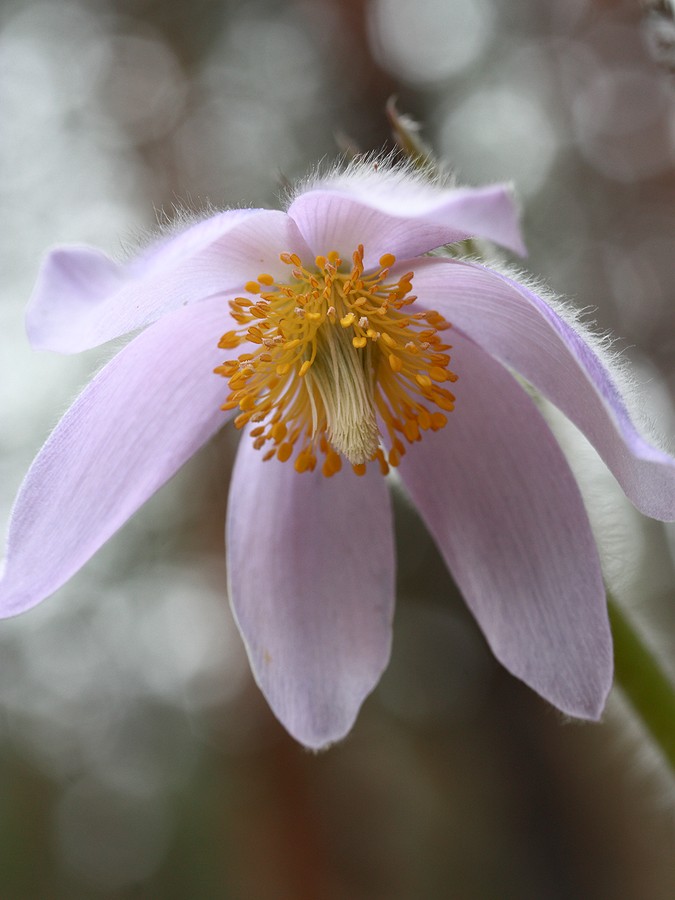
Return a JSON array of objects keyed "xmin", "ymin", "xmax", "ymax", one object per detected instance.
[
  {"xmin": 0, "ymin": 295, "xmax": 236, "ymax": 617},
  {"xmin": 27, "ymin": 209, "xmax": 311, "ymax": 353},
  {"xmin": 397, "ymin": 329, "xmax": 612, "ymax": 719},
  {"xmin": 288, "ymin": 176, "xmax": 525, "ymax": 269},
  {"xmin": 227, "ymin": 439, "xmax": 395, "ymax": 749},
  {"xmin": 410, "ymin": 257, "xmax": 675, "ymax": 521}
]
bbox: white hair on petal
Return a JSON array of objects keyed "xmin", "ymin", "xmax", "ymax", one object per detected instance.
[
  {"xmin": 283, "ymin": 150, "xmax": 457, "ymax": 208},
  {"xmin": 104, "ymin": 160, "xmax": 673, "ymax": 461},
  {"xmin": 483, "ymin": 258, "xmax": 675, "ymax": 456},
  {"xmin": 116, "ymin": 198, "xmax": 253, "ymax": 264}
]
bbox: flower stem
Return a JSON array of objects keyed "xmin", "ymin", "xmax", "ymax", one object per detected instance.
[{"xmin": 608, "ymin": 595, "xmax": 675, "ymax": 772}]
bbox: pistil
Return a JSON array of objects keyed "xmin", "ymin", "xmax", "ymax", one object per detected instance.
[{"xmin": 215, "ymin": 245, "xmax": 457, "ymax": 476}]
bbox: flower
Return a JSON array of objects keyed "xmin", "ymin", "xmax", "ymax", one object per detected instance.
[{"xmin": 2, "ymin": 159, "xmax": 674, "ymax": 749}]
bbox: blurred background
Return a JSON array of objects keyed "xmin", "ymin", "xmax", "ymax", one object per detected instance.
[{"xmin": 1, "ymin": 0, "xmax": 675, "ymax": 896}]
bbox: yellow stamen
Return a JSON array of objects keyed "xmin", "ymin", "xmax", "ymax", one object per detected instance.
[{"xmin": 215, "ymin": 245, "xmax": 457, "ymax": 475}]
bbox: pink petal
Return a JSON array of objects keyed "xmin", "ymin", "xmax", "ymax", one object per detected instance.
[
  {"xmin": 227, "ymin": 438, "xmax": 395, "ymax": 749},
  {"xmin": 288, "ymin": 179, "xmax": 525, "ymax": 270},
  {"xmin": 0, "ymin": 295, "xmax": 236, "ymax": 617},
  {"xmin": 27, "ymin": 209, "xmax": 311, "ymax": 353},
  {"xmin": 398, "ymin": 330, "xmax": 612, "ymax": 719},
  {"xmin": 410, "ymin": 257, "xmax": 675, "ymax": 521}
]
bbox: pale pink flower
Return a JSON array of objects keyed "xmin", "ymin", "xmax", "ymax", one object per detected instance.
[{"xmin": 2, "ymin": 161, "xmax": 674, "ymax": 748}]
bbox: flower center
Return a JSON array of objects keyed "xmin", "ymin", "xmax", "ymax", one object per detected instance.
[{"xmin": 215, "ymin": 245, "xmax": 457, "ymax": 476}]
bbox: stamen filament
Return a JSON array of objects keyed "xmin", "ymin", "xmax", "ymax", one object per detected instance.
[{"xmin": 215, "ymin": 244, "xmax": 457, "ymax": 475}]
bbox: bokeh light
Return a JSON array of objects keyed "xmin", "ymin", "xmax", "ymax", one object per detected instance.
[
  {"xmin": 1, "ymin": 0, "xmax": 674, "ymax": 896},
  {"xmin": 368, "ymin": 0, "xmax": 496, "ymax": 84}
]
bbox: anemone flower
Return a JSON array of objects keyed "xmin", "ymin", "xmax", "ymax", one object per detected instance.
[{"xmin": 1, "ymin": 160, "xmax": 674, "ymax": 749}]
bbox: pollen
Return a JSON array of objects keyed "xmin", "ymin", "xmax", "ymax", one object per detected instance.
[{"xmin": 215, "ymin": 245, "xmax": 457, "ymax": 476}]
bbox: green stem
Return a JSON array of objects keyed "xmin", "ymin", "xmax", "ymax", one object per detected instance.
[
  {"xmin": 384, "ymin": 102, "xmax": 675, "ymax": 775},
  {"xmin": 608, "ymin": 596, "xmax": 675, "ymax": 772}
]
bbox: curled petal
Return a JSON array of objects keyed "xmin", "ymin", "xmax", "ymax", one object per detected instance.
[
  {"xmin": 411, "ymin": 257, "xmax": 675, "ymax": 521},
  {"xmin": 0, "ymin": 296, "xmax": 236, "ymax": 617},
  {"xmin": 227, "ymin": 439, "xmax": 395, "ymax": 749},
  {"xmin": 288, "ymin": 177, "xmax": 526, "ymax": 270},
  {"xmin": 397, "ymin": 330, "xmax": 613, "ymax": 719},
  {"xmin": 27, "ymin": 209, "xmax": 311, "ymax": 353}
]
